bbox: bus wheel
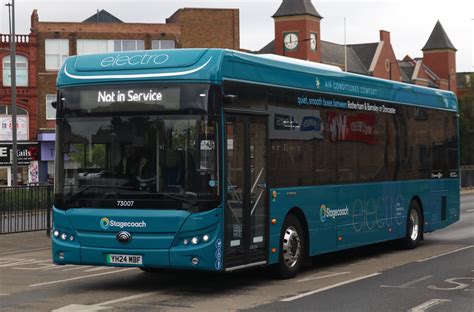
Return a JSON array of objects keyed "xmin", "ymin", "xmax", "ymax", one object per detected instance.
[
  {"xmin": 275, "ymin": 214, "xmax": 305, "ymax": 279},
  {"xmin": 402, "ymin": 201, "xmax": 422, "ymax": 249}
]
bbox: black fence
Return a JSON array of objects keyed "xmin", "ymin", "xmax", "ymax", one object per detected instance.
[
  {"xmin": 461, "ymin": 166, "xmax": 474, "ymax": 188},
  {"xmin": 0, "ymin": 185, "xmax": 53, "ymax": 234}
]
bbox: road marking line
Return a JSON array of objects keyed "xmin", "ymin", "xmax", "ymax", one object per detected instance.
[
  {"xmin": 84, "ymin": 266, "xmax": 115, "ymax": 272},
  {"xmin": 281, "ymin": 272, "xmax": 381, "ymax": 302},
  {"xmin": 62, "ymin": 266, "xmax": 92, "ymax": 272},
  {"xmin": 417, "ymin": 245, "xmax": 474, "ymax": 262},
  {"xmin": 94, "ymin": 291, "xmax": 161, "ymax": 306},
  {"xmin": 29, "ymin": 268, "xmax": 135, "ymax": 287},
  {"xmin": 0, "ymin": 247, "xmax": 50, "ymax": 256},
  {"xmin": 408, "ymin": 299, "xmax": 451, "ymax": 312},
  {"xmin": 0, "ymin": 259, "xmax": 41, "ymax": 267},
  {"xmin": 466, "ymin": 209, "xmax": 474, "ymax": 212},
  {"xmin": 0, "ymin": 258, "xmax": 24, "ymax": 265},
  {"xmin": 381, "ymin": 275, "xmax": 432, "ymax": 288},
  {"xmin": 52, "ymin": 292, "xmax": 166, "ymax": 311},
  {"xmin": 0, "ymin": 294, "xmax": 10, "ymax": 296},
  {"xmin": 297, "ymin": 271, "xmax": 351, "ymax": 283}
]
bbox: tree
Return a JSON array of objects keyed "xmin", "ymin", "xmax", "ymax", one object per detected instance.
[{"xmin": 458, "ymin": 73, "xmax": 474, "ymax": 166}]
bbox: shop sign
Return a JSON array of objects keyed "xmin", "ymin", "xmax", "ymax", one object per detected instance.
[{"xmin": 0, "ymin": 143, "xmax": 39, "ymax": 165}]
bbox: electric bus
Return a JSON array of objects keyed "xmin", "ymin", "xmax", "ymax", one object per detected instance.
[{"xmin": 52, "ymin": 49, "xmax": 460, "ymax": 278}]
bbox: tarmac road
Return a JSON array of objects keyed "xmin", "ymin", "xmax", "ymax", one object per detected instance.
[{"xmin": 0, "ymin": 193, "xmax": 472, "ymax": 312}]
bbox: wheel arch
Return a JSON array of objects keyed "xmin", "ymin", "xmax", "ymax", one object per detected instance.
[
  {"xmin": 410, "ymin": 195, "xmax": 424, "ymax": 239},
  {"xmin": 285, "ymin": 207, "xmax": 310, "ymax": 257}
]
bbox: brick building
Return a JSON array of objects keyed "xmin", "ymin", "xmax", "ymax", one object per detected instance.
[
  {"xmin": 258, "ymin": 0, "xmax": 457, "ymax": 93},
  {"xmin": 0, "ymin": 33, "xmax": 39, "ymax": 186},
  {"xmin": 26, "ymin": 8, "xmax": 239, "ymax": 183}
]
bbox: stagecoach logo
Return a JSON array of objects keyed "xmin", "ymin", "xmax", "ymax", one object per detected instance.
[
  {"xmin": 319, "ymin": 204, "xmax": 350, "ymax": 223},
  {"xmin": 99, "ymin": 217, "xmax": 147, "ymax": 229},
  {"xmin": 100, "ymin": 217, "xmax": 110, "ymax": 229}
]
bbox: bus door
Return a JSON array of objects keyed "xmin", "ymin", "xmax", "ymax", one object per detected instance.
[{"xmin": 224, "ymin": 114, "xmax": 268, "ymax": 270}]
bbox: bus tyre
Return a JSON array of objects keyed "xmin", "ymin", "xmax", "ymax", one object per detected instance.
[
  {"xmin": 275, "ymin": 214, "xmax": 305, "ymax": 279},
  {"xmin": 402, "ymin": 201, "xmax": 422, "ymax": 249}
]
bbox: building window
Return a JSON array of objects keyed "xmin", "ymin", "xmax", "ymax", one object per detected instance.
[
  {"xmin": 0, "ymin": 105, "xmax": 27, "ymax": 116},
  {"xmin": 46, "ymin": 94, "xmax": 56, "ymax": 120},
  {"xmin": 45, "ymin": 39, "xmax": 69, "ymax": 70},
  {"xmin": 0, "ymin": 105, "xmax": 29, "ymax": 141},
  {"xmin": 152, "ymin": 40, "xmax": 175, "ymax": 50},
  {"xmin": 77, "ymin": 39, "xmax": 144, "ymax": 55},
  {"xmin": 2, "ymin": 55, "xmax": 28, "ymax": 87},
  {"xmin": 114, "ymin": 40, "xmax": 144, "ymax": 51},
  {"xmin": 77, "ymin": 39, "xmax": 112, "ymax": 55}
]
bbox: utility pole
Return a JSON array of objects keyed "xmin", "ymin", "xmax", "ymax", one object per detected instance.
[
  {"xmin": 6, "ymin": 1, "xmax": 18, "ymax": 186},
  {"xmin": 344, "ymin": 17, "xmax": 347, "ymax": 72}
]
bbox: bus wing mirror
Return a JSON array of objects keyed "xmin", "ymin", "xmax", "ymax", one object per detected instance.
[
  {"xmin": 51, "ymin": 101, "xmax": 58, "ymax": 109},
  {"xmin": 223, "ymin": 94, "xmax": 237, "ymax": 105}
]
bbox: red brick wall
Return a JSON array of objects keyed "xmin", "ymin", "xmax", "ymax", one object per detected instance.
[
  {"xmin": 423, "ymin": 49, "xmax": 457, "ymax": 93},
  {"xmin": 177, "ymin": 9, "xmax": 239, "ymax": 49},
  {"xmin": 371, "ymin": 31, "xmax": 401, "ymax": 82},
  {"xmin": 274, "ymin": 15, "xmax": 321, "ymax": 62},
  {"xmin": 0, "ymin": 34, "xmax": 38, "ymax": 141}
]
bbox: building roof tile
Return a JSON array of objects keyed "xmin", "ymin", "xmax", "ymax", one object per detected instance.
[
  {"xmin": 422, "ymin": 21, "xmax": 456, "ymax": 51},
  {"xmin": 272, "ymin": 0, "xmax": 322, "ymax": 19},
  {"xmin": 83, "ymin": 10, "xmax": 123, "ymax": 23}
]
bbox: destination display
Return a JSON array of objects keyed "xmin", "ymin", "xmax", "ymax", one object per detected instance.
[{"xmin": 76, "ymin": 86, "xmax": 181, "ymax": 112}]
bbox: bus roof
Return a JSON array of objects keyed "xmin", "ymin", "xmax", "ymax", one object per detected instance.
[{"xmin": 57, "ymin": 48, "xmax": 458, "ymax": 111}]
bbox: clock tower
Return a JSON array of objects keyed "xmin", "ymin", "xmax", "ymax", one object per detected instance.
[{"xmin": 273, "ymin": 0, "xmax": 322, "ymax": 62}]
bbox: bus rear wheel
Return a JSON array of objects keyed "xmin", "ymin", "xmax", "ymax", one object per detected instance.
[
  {"xmin": 274, "ymin": 214, "xmax": 305, "ymax": 279},
  {"xmin": 401, "ymin": 201, "xmax": 422, "ymax": 249}
]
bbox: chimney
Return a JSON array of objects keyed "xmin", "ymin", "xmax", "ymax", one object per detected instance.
[
  {"xmin": 31, "ymin": 9, "xmax": 39, "ymax": 28},
  {"xmin": 379, "ymin": 30, "xmax": 390, "ymax": 43}
]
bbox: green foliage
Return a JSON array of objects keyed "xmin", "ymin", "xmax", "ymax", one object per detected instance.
[
  {"xmin": 69, "ymin": 144, "xmax": 106, "ymax": 168},
  {"xmin": 459, "ymin": 73, "xmax": 474, "ymax": 166}
]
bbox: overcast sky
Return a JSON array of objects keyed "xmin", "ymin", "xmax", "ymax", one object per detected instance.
[{"xmin": 1, "ymin": 0, "xmax": 473, "ymax": 72}]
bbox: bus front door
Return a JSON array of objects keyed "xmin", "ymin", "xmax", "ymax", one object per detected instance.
[{"xmin": 224, "ymin": 114, "xmax": 268, "ymax": 270}]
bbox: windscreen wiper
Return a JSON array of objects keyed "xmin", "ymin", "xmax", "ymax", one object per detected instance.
[
  {"xmin": 155, "ymin": 192, "xmax": 197, "ymax": 206},
  {"xmin": 64, "ymin": 185, "xmax": 134, "ymax": 204}
]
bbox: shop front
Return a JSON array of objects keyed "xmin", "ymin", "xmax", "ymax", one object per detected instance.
[
  {"xmin": 38, "ymin": 132, "xmax": 55, "ymax": 184},
  {"xmin": 0, "ymin": 143, "xmax": 39, "ymax": 186}
]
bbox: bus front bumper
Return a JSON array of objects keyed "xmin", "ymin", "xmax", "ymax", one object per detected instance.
[{"xmin": 52, "ymin": 237, "xmax": 223, "ymax": 271}]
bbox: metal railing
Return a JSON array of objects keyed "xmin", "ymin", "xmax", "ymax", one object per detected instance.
[
  {"xmin": 461, "ymin": 166, "xmax": 474, "ymax": 188},
  {"xmin": 0, "ymin": 185, "xmax": 53, "ymax": 234}
]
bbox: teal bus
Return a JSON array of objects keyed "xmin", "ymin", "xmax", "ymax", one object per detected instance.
[{"xmin": 52, "ymin": 49, "xmax": 460, "ymax": 278}]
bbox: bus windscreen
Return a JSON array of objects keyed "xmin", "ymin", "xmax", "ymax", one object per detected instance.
[{"xmin": 54, "ymin": 84, "xmax": 220, "ymax": 211}]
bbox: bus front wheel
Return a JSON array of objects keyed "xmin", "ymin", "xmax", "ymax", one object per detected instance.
[
  {"xmin": 274, "ymin": 214, "xmax": 305, "ymax": 279},
  {"xmin": 401, "ymin": 201, "xmax": 422, "ymax": 249}
]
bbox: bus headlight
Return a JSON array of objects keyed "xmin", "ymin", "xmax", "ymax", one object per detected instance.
[
  {"xmin": 183, "ymin": 238, "xmax": 189, "ymax": 246},
  {"xmin": 202, "ymin": 234, "xmax": 210, "ymax": 242},
  {"xmin": 53, "ymin": 230, "xmax": 59, "ymax": 238},
  {"xmin": 191, "ymin": 237, "xmax": 199, "ymax": 245},
  {"xmin": 60, "ymin": 233, "xmax": 68, "ymax": 241}
]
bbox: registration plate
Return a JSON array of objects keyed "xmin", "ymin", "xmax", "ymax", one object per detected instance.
[{"xmin": 106, "ymin": 254, "xmax": 143, "ymax": 265}]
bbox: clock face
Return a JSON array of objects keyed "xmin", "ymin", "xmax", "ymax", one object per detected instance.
[
  {"xmin": 310, "ymin": 33, "xmax": 317, "ymax": 50},
  {"xmin": 284, "ymin": 33, "xmax": 298, "ymax": 50}
]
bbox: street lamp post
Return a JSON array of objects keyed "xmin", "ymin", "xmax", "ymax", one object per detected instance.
[{"xmin": 6, "ymin": 0, "xmax": 18, "ymax": 186}]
